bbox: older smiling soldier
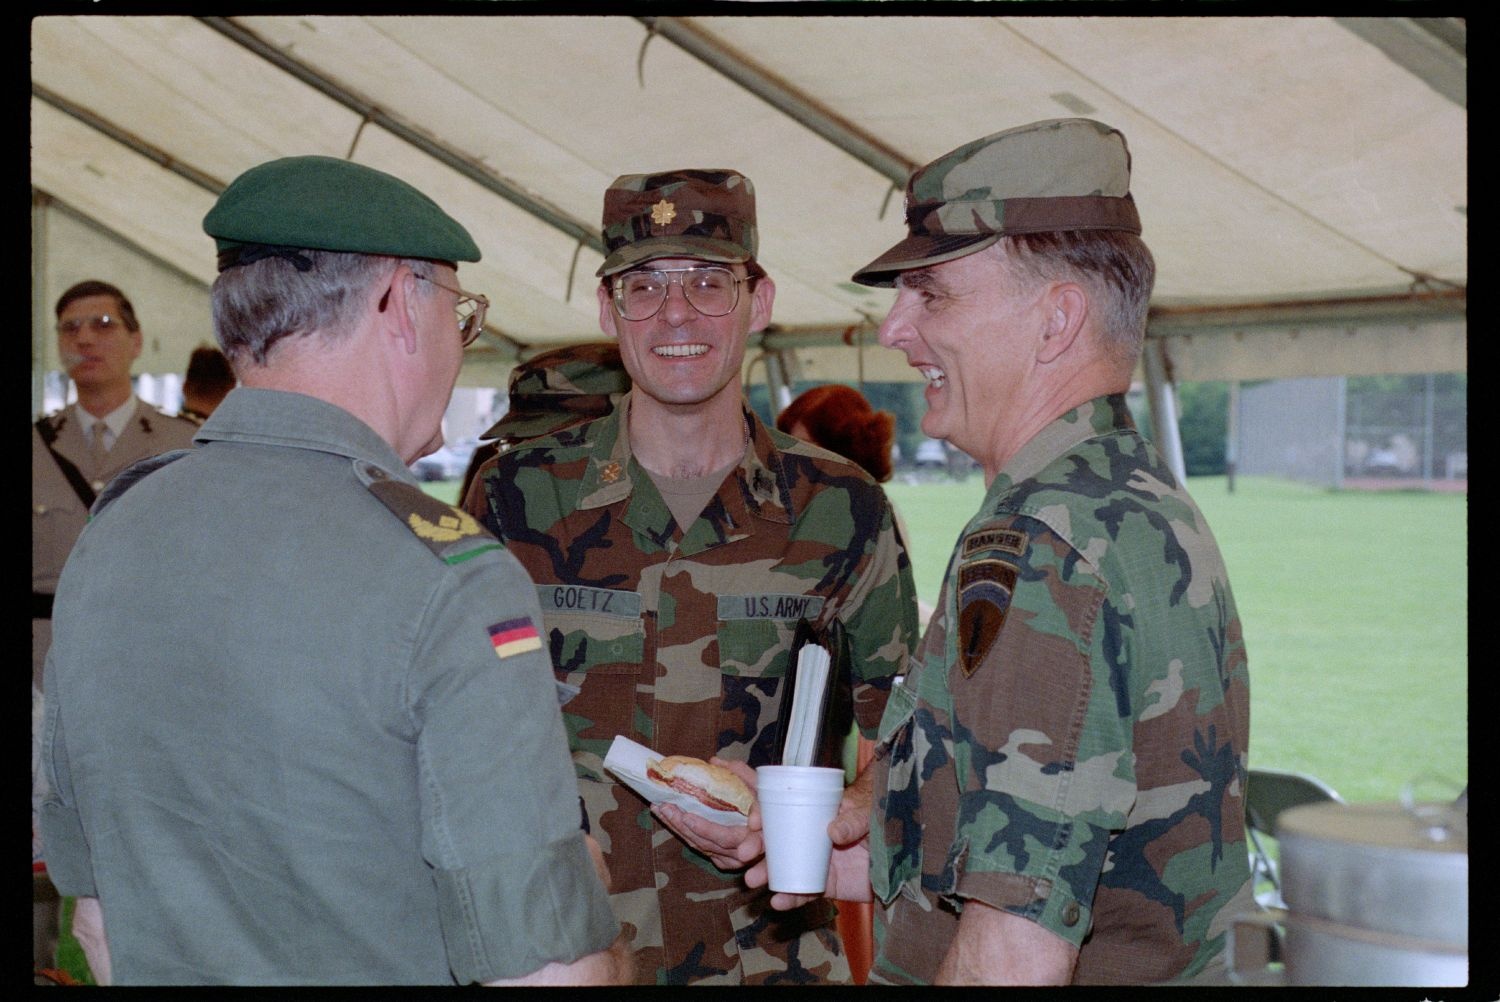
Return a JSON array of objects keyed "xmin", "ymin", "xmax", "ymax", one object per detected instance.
[
  {"xmin": 464, "ymin": 169, "xmax": 918, "ymax": 984},
  {"xmin": 780, "ymin": 119, "xmax": 1253, "ymax": 985}
]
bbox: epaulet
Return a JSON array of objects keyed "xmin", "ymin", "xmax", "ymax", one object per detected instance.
[
  {"xmin": 138, "ymin": 405, "xmax": 199, "ymax": 434},
  {"xmin": 92, "ymin": 450, "xmax": 192, "ymax": 516},
  {"xmin": 353, "ymin": 459, "xmax": 502, "ymax": 565}
]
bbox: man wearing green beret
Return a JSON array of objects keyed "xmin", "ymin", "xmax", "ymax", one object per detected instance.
[
  {"xmin": 752, "ymin": 119, "xmax": 1253, "ymax": 984},
  {"xmin": 464, "ymin": 169, "xmax": 919, "ymax": 984},
  {"xmin": 39, "ymin": 156, "xmax": 626, "ymax": 985}
]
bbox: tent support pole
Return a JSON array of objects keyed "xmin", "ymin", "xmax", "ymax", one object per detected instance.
[
  {"xmin": 762, "ymin": 349, "xmax": 796, "ymax": 417},
  {"xmin": 1142, "ymin": 338, "xmax": 1188, "ymax": 484}
]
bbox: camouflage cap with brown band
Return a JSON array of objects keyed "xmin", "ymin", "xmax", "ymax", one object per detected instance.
[
  {"xmin": 852, "ymin": 118, "xmax": 1141, "ymax": 287},
  {"xmin": 479, "ymin": 341, "xmax": 632, "ymax": 443},
  {"xmin": 596, "ymin": 168, "xmax": 758, "ymax": 277}
]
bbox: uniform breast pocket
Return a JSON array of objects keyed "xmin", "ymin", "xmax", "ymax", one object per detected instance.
[
  {"xmin": 870, "ymin": 680, "xmax": 923, "ymax": 904},
  {"xmin": 713, "ymin": 594, "xmax": 825, "ymax": 763},
  {"xmin": 32, "ymin": 503, "xmax": 82, "ymax": 583},
  {"xmin": 537, "ymin": 585, "xmax": 645, "ymax": 677},
  {"xmin": 713, "ymin": 593, "xmax": 825, "ymax": 679},
  {"xmin": 715, "ymin": 619, "xmax": 792, "ymax": 680},
  {"xmin": 538, "ymin": 587, "xmax": 647, "ymax": 778}
]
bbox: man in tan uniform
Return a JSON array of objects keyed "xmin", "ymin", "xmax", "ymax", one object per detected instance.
[{"xmin": 33, "ymin": 281, "xmax": 199, "ymax": 689}]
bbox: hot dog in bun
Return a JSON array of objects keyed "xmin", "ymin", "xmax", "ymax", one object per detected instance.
[{"xmin": 646, "ymin": 755, "xmax": 753, "ymax": 816}]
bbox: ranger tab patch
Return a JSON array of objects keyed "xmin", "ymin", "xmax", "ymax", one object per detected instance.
[
  {"xmin": 489, "ymin": 617, "xmax": 543, "ymax": 660},
  {"xmin": 957, "ymin": 557, "xmax": 1018, "ymax": 678},
  {"xmin": 962, "ymin": 527, "xmax": 1027, "ymax": 558}
]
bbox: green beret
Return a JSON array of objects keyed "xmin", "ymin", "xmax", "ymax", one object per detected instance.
[{"xmin": 203, "ymin": 155, "xmax": 480, "ymax": 271}]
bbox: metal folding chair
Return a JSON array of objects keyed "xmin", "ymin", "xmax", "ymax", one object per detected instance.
[{"xmin": 1245, "ymin": 768, "xmax": 1343, "ymax": 910}]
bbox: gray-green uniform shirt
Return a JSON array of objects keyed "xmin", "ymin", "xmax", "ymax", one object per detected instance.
[{"xmin": 39, "ymin": 388, "xmax": 618, "ymax": 985}]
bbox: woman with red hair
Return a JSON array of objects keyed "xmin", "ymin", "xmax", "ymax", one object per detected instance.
[
  {"xmin": 777, "ymin": 384, "xmax": 928, "ymax": 621},
  {"xmin": 776, "ymin": 384, "xmax": 895, "ymax": 483}
]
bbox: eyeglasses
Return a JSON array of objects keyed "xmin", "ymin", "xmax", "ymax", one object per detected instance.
[
  {"xmin": 57, "ymin": 314, "xmax": 130, "ymax": 337},
  {"xmin": 413, "ymin": 272, "xmax": 490, "ymax": 347},
  {"xmin": 611, "ymin": 266, "xmax": 749, "ymax": 322}
]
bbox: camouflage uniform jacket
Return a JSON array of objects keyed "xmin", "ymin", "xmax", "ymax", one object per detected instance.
[
  {"xmin": 867, "ymin": 395, "xmax": 1252, "ymax": 985},
  {"xmin": 466, "ymin": 392, "xmax": 919, "ymax": 984}
]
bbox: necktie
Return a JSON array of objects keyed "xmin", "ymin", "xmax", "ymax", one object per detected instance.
[{"xmin": 88, "ymin": 420, "xmax": 110, "ymax": 477}]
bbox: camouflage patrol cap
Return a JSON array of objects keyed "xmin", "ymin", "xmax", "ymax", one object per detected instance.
[
  {"xmin": 595, "ymin": 169, "xmax": 757, "ymax": 277},
  {"xmin": 479, "ymin": 341, "xmax": 632, "ymax": 444},
  {"xmin": 852, "ymin": 118, "xmax": 1141, "ymax": 287},
  {"xmin": 204, "ymin": 156, "xmax": 480, "ymax": 272}
]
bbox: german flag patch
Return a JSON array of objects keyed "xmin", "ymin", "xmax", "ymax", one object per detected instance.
[{"xmin": 488, "ymin": 617, "xmax": 543, "ymax": 660}]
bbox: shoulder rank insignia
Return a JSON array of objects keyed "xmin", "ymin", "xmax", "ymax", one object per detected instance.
[
  {"xmin": 957, "ymin": 553, "xmax": 1020, "ymax": 678},
  {"xmin": 362, "ymin": 469, "xmax": 500, "ymax": 565},
  {"xmin": 91, "ymin": 450, "xmax": 192, "ymax": 517}
]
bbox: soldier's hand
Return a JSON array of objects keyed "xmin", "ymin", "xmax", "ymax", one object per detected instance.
[
  {"xmin": 651, "ymin": 759, "xmax": 762, "ymax": 871},
  {"xmin": 743, "ymin": 782, "xmax": 875, "ymax": 910}
]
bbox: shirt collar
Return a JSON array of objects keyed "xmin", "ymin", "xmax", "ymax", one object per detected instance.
[
  {"xmin": 193, "ymin": 387, "xmax": 415, "ymax": 482},
  {"xmin": 75, "ymin": 394, "xmax": 139, "ymax": 443},
  {"xmin": 986, "ymin": 393, "xmax": 1136, "ymax": 493},
  {"xmin": 575, "ymin": 391, "xmax": 795, "ymax": 527}
]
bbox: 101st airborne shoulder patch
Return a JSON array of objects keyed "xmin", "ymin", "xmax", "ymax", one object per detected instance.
[{"xmin": 956, "ymin": 527, "xmax": 1026, "ymax": 677}]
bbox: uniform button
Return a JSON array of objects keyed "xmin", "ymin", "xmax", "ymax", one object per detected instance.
[{"xmin": 1062, "ymin": 901, "xmax": 1081, "ymax": 927}]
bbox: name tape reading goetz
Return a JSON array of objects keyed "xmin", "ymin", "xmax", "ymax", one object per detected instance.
[{"xmin": 536, "ymin": 585, "xmax": 642, "ymax": 618}]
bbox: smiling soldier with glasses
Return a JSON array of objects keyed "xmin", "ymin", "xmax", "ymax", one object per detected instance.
[{"xmin": 463, "ymin": 167, "xmax": 919, "ymax": 986}]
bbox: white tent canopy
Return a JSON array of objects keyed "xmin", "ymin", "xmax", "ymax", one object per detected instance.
[{"xmin": 32, "ymin": 14, "xmax": 1466, "ymax": 419}]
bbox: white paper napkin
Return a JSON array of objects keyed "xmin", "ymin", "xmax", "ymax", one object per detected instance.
[
  {"xmin": 781, "ymin": 645, "xmax": 831, "ymax": 767},
  {"xmin": 602, "ymin": 735, "xmax": 749, "ymax": 827}
]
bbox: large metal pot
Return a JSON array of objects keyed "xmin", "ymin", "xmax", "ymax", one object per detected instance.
[{"xmin": 1275, "ymin": 798, "xmax": 1467, "ymax": 986}]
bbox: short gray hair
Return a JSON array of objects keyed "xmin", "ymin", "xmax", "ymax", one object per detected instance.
[
  {"xmin": 995, "ymin": 231, "xmax": 1155, "ymax": 366},
  {"xmin": 212, "ymin": 251, "xmax": 436, "ymax": 366}
]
